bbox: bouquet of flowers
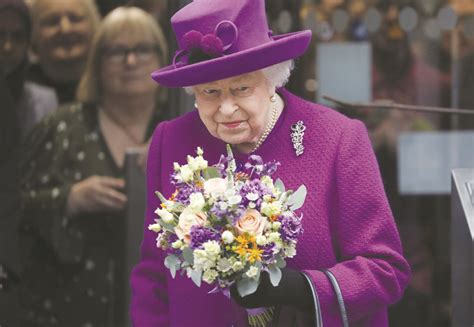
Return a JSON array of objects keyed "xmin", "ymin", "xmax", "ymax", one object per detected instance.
[{"xmin": 148, "ymin": 145, "xmax": 306, "ymax": 326}]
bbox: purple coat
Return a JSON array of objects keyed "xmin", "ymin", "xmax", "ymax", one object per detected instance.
[{"xmin": 130, "ymin": 89, "xmax": 410, "ymax": 326}]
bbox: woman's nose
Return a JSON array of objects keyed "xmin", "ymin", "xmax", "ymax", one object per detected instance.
[
  {"xmin": 219, "ymin": 98, "xmax": 238, "ymax": 116},
  {"xmin": 59, "ymin": 16, "xmax": 72, "ymax": 33}
]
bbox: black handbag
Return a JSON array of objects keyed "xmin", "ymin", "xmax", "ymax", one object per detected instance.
[{"xmin": 301, "ymin": 269, "xmax": 349, "ymax": 327}]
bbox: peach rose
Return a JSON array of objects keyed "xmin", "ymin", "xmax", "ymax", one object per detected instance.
[
  {"xmin": 235, "ymin": 209, "xmax": 267, "ymax": 236},
  {"xmin": 175, "ymin": 209, "xmax": 207, "ymax": 244}
]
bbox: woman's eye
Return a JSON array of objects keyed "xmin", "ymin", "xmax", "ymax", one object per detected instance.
[{"xmin": 203, "ymin": 89, "xmax": 218, "ymax": 95}]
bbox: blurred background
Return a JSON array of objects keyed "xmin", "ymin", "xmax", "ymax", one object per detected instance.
[{"xmin": 1, "ymin": 0, "xmax": 474, "ymax": 326}]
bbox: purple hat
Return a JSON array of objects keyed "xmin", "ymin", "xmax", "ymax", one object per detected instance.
[{"xmin": 152, "ymin": 0, "xmax": 312, "ymax": 87}]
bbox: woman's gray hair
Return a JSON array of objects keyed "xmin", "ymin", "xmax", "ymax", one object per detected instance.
[{"xmin": 184, "ymin": 59, "xmax": 294, "ymax": 94}]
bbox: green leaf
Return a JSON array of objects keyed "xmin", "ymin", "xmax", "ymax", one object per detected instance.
[
  {"xmin": 288, "ymin": 185, "xmax": 307, "ymax": 211},
  {"xmin": 159, "ymin": 220, "xmax": 176, "ymax": 232},
  {"xmin": 274, "ymin": 255, "xmax": 287, "ymax": 269},
  {"xmin": 237, "ymin": 277, "xmax": 260, "ymax": 297},
  {"xmin": 268, "ymin": 266, "xmax": 282, "ymax": 287},
  {"xmin": 190, "ymin": 268, "xmax": 202, "ymax": 287},
  {"xmin": 182, "ymin": 247, "xmax": 194, "ymax": 265},
  {"xmin": 203, "ymin": 167, "xmax": 221, "ymax": 180},
  {"xmin": 274, "ymin": 178, "xmax": 285, "ymax": 193},
  {"xmin": 164, "ymin": 254, "xmax": 180, "ymax": 279}
]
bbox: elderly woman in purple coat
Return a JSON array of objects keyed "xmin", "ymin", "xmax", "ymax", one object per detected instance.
[{"xmin": 130, "ymin": 0, "xmax": 410, "ymax": 326}]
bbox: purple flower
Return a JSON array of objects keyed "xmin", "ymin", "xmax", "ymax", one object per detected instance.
[
  {"xmin": 261, "ymin": 243, "xmax": 277, "ymax": 263},
  {"xmin": 189, "ymin": 226, "xmax": 220, "ymax": 249},
  {"xmin": 201, "ymin": 34, "xmax": 224, "ymax": 56},
  {"xmin": 174, "ymin": 184, "xmax": 202, "ymax": 205},
  {"xmin": 209, "ymin": 202, "xmax": 245, "ymax": 224},
  {"xmin": 280, "ymin": 214, "xmax": 304, "ymax": 242},
  {"xmin": 240, "ymin": 179, "xmax": 271, "ymax": 209},
  {"xmin": 182, "ymin": 30, "xmax": 203, "ymax": 51},
  {"xmin": 244, "ymin": 155, "xmax": 280, "ymax": 177}
]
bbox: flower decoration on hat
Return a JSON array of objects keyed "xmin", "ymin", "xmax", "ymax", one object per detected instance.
[{"xmin": 173, "ymin": 20, "xmax": 239, "ymax": 68}]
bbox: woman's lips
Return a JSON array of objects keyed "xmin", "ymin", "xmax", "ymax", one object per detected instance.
[{"xmin": 222, "ymin": 121, "xmax": 243, "ymax": 128}]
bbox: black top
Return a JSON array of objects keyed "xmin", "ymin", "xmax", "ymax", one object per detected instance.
[{"xmin": 19, "ymin": 101, "xmax": 167, "ymax": 326}]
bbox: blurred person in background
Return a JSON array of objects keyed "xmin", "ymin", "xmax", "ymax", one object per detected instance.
[
  {"xmin": 0, "ymin": 0, "xmax": 56, "ymax": 324},
  {"xmin": 19, "ymin": 6, "xmax": 169, "ymax": 326},
  {"xmin": 367, "ymin": 1, "xmax": 452, "ymax": 326},
  {"xmin": 27, "ymin": 0, "xmax": 100, "ymax": 103}
]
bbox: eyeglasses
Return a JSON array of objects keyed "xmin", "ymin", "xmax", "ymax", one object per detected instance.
[{"xmin": 102, "ymin": 43, "xmax": 159, "ymax": 64}]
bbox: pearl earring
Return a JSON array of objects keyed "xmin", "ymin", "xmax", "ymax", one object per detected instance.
[
  {"xmin": 194, "ymin": 102, "xmax": 198, "ymax": 109},
  {"xmin": 270, "ymin": 94, "xmax": 277, "ymax": 103}
]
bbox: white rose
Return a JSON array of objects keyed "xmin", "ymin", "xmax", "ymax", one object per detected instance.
[
  {"xmin": 175, "ymin": 209, "xmax": 207, "ymax": 243},
  {"xmin": 155, "ymin": 208, "xmax": 175, "ymax": 224},
  {"xmin": 180, "ymin": 164, "xmax": 194, "ymax": 182},
  {"xmin": 221, "ymin": 230, "xmax": 234, "ymax": 244},
  {"xmin": 204, "ymin": 178, "xmax": 227, "ymax": 198},
  {"xmin": 235, "ymin": 209, "xmax": 267, "ymax": 236},
  {"xmin": 245, "ymin": 266, "xmax": 260, "ymax": 279},
  {"xmin": 189, "ymin": 192, "xmax": 206, "ymax": 212}
]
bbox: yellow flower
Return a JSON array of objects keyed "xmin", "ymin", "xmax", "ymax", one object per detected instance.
[{"xmin": 247, "ymin": 243, "xmax": 263, "ymax": 264}]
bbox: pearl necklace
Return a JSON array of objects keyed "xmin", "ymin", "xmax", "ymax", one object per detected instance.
[{"xmin": 250, "ymin": 95, "xmax": 279, "ymax": 153}]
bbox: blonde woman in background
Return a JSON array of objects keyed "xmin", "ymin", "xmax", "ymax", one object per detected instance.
[{"xmin": 19, "ymin": 7, "xmax": 169, "ymax": 326}]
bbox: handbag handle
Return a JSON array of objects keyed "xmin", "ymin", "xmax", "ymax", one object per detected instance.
[
  {"xmin": 301, "ymin": 272, "xmax": 323, "ymax": 327},
  {"xmin": 322, "ymin": 269, "xmax": 349, "ymax": 327}
]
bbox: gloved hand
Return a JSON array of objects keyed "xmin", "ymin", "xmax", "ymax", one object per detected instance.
[{"xmin": 230, "ymin": 267, "xmax": 313, "ymax": 311}]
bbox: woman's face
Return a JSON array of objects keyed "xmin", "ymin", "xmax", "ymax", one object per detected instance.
[
  {"xmin": 0, "ymin": 10, "xmax": 28, "ymax": 76},
  {"xmin": 34, "ymin": 0, "xmax": 93, "ymax": 65},
  {"xmin": 100, "ymin": 30, "xmax": 160, "ymax": 98},
  {"xmin": 193, "ymin": 71, "xmax": 273, "ymax": 147}
]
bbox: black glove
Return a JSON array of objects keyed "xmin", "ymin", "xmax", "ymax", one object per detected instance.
[{"xmin": 230, "ymin": 267, "xmax": 313, "ymax": 311}]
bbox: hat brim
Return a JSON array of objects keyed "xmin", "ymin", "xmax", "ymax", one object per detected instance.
[{"xmin": 151, "ymin": 30, "xmax": 312, "ymax": 87}]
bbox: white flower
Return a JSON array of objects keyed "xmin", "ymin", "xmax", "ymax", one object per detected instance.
[
  {"xmin": 245, "ymin": 266, "xmax": 260, "ymax": 279},
  {"xmin": 256, "ymin": 235, "xmax": 267, "ymax": 246},
  {"xmin": 188, "ymin": 155, "xmax": 208, "ymax": 171},
  {"xmin": 261, "ymin": 201, "xmax": 282, "ymax": 217},
  {"xmin": 197, "ymin": 147, "xmax": 204, "ymax": 156},
  {"xmin": 222, "ymin": 231, "xmax": 234, "ymax": 244},
  {"xmin": 189, "ymin": 192, "xmax": 205, "ymax": 212},
  {"xmin": 173, "ymin": 162, "xmax": 180, "ymax": 171},
  {"xmin": 260, "ymin": 176, "xmax": 275, "ymax": 192},
  {"xmin": 228, "ymin": 195, "xmax": 242, "ymax": 205},
  {"xmin": 148, "ymin": 223, "xmax": 162, "ymax": 233},
  {"xmin": 155, "ymin": 208, "xmax": 175, "ymax": 224},
  {"xmin": 180, "ymin": 164, "xmax": 194, "ymax": 182},
  {"xmin": 203, "ymin": 269, "xmax": 218, "ymax": 283},
  {"xmin": 232, "ymin": 261, "xmax": 244, "ymax": 272},
  {"xmin": 171, "ymin": 240, "xmax": 184, "ymax": 249},
  {"xmin": 203, "ymin": 240, "xmax": 221, "ymax": 257},
  {"xmin": 272, "ymin": 222, "xmax": 282, "ymax": 230},
  {"xmin": 267, "ymin": 232, "xmax": 281, "ymax": 243},
  {"xmin": 285, "ymin": 243, "xmax": 297, "ymax": 258},
  {"xmin": 249, "ymin": 202, "xmax": 256, "ymax": 209},
  {"xmin": 193, "ymin": 249, "xmax": 216, "ymax": 270},
  {"xmin": 216, "ymin": 258, "xmax": 232, "ymax": 272},
  {"xmin": 204, "ymin": 178, "xmax": 227, "ymax": 198},
  {"xmin": 245, "ymin": 192, "xmax": 259, "ymax": 201}
]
